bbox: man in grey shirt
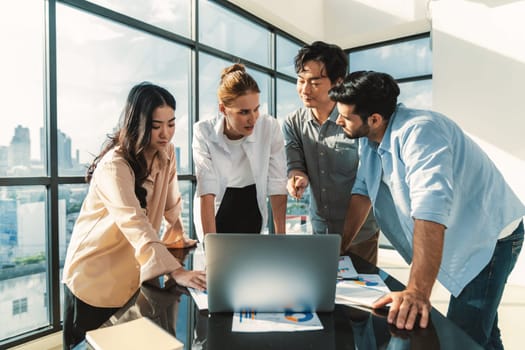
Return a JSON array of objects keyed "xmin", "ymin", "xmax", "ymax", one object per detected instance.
[{"xmin": 283, "ymin": 41, "xmax": 379, "ymax": 264}]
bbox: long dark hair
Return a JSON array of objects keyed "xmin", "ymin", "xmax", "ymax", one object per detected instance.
[{"xmin": 86, "ymin": 82, "xmax": 176, "ymax": 208}]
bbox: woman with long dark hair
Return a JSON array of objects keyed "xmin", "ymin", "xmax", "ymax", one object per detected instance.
[{"xmin": 62, "ymin": 82, "xmax": 205, "ymax": 349}]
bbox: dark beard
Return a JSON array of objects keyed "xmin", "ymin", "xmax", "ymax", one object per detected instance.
[{"xmin": 343, "ymin": 123, "xmax": 369, "ymax": 139}]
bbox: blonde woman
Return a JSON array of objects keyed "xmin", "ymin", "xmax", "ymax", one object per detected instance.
[{"xmin": 193, "ymin": 64, "xmax": 287, "ymax": 240}]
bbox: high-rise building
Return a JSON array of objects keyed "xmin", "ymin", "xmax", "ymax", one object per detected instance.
[
  {"xmin": 58, "ymin": 130, "xmax": 73, "ymax": 169},
  {"xmin": 175, "ymin": 146, "xmax": 181, "ymax": 171},
  {"xmin": 0, "ymin": 199, "xmax": 17, "ymax": 264},
  {"xmin": 0, "ymin": 146, "xmax": 8, "ymax": 176},
  {"xmin": 8, "ymin": 125, "xmax": 30, "ymax": 167},
  {"xmin": 40, "ymin": 127, "xmax": 73, "ymax": 169}
]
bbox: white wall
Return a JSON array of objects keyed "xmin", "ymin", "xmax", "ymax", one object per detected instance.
[
  {"xmin": 324, "ymin": 0, "xmax": 429, "ymax": 48},
  {"xmin": 431, "ymin": 0, "xmax": 525, "ymax": 285},
  {"xmin": 227, "ymin": 0, "xmax": 323, "ymax": 43},
  {"xmin": 229, "ymin": 0, "xmax": 525, "ymax": 285},
  {"xmin": 228, "ymin": 0, "xmax": 429, "ymax": 47}
]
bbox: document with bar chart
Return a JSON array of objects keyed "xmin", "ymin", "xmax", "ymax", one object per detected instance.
[
  {"xmin": 338, "ymin": 256, "xmax": 358, "ymax": 279},
  {"xmin": 232, "ymin": 310, "xmax": 323, "ymax": 332},
  {"xmin": 335, "ymin": 274, "xmax": 390, "ymax": 308}
]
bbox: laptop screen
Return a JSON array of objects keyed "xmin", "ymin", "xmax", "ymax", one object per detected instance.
[{"xmin": 204, "ymin": 234, "xmax": 341, "ymax": 313}]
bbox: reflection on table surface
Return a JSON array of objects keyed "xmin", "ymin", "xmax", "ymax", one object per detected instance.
[{"xmin": 102, "ymin": 244, "xmax": 482, "ymax": 350}]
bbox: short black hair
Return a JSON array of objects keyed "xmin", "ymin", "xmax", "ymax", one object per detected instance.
[
  {"xmin": 328, "ymin": 71, "xmax": 400, "ymax": 122},
  {"xmin": 294, "ymin": 41, "xmax": 348, "ymax": 83}
]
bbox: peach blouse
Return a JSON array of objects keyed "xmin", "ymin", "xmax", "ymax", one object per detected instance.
[{"xmin": 63, "ymin": 144, "xmax": 186, "ymax": 307}]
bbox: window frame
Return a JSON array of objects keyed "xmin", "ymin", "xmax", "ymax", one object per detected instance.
[
  {"xmin": 345, "ymin": 32, "xmax": 433, "ymax": 249},
  {"xmin": 0, "ymin": 0, "xmax": 304, "ymax": 347},
  {"xmin": 346, "ymin": 32, "xmax": 432, "ymax": 85}
]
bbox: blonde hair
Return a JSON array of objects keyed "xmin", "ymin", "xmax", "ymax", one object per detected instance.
[{"xmin": 217, "ymin": 63, "xmax": 260, "ymax": 107}]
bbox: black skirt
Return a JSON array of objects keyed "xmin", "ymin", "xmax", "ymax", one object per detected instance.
[{"xmin": 215, "ymin": 184, "xmax": 262, "ymax": 233}]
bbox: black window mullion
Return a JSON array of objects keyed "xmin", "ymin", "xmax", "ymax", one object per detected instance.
[{"xmin": 45, "ymin": 0, "xmax": 61, "ymax": 333}]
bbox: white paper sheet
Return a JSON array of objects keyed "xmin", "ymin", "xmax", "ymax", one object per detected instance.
[
  {"xmin": 337, "ymin": 256, "xmax": 358, "ymax": 279},
  {"xmin": 335, "ymin": 274, "xmax": 390, "ymax": 308},
  {"xmin": 232, "ymin": 311, "xmax": 323, "ymax": 332},
  {"xmin": 188, "ymin": 288, "xmax": 208, "ymax": 310}
]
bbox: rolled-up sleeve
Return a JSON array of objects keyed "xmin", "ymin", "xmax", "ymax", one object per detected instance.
[
  {"xmin": 401, "ymin": 119, "xmax": 454, "ymax": 227},
  {"xmin": 283, "ymin": 116, "xmax": 307, "ymax": 174},
  {"xmin": 193, "ymin": 123, "xmax": 219, "ymax": 197},
  {"xmin": 351, "ymin": 144, "xmax": 370, "ymax": 197},
  {"xmin": 267, "ymin": 119, "xmax": 288, "ymax": 195}
]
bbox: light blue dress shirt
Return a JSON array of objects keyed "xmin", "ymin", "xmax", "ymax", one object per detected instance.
[{"xmin": 352, "ymin": 104, "xmax": 525, "ymax": 296}]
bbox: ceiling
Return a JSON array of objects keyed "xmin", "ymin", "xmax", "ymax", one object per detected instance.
[{"xmin": 227, "ymin": 0, "xmax": 431, "ymax": 48}]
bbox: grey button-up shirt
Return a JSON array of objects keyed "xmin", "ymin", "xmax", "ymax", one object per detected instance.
[{"xmin": 283, "ymin": 106, "xmax": 378, "ymax": 242}]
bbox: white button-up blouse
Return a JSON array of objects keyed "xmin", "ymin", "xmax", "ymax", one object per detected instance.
[{"xmin": 192, "ymin": 114, "xmax": 288, "ymax": 240}]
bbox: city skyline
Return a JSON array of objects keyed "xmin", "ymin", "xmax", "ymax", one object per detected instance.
[
  {"xmin": 0, "ymin": 124, "xmax": 83, "ymax": 176},
  {"xmin": 1, "ymin": 124, "xmax": 184, "ymax": 176}
]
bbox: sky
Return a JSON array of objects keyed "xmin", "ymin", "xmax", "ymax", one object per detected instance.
[{"xmin": 1, "ymin": 1, "xmax": 430, "ymax": 172}]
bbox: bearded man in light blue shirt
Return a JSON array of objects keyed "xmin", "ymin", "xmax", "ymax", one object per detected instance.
[{"xmin": 329, "ymin": 70, "xmax": 524, "ymax": 349}]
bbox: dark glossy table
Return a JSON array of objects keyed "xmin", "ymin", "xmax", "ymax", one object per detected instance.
[{"xmin": 102, "ymin": 245, "xmax": 482, "ymax": 350}]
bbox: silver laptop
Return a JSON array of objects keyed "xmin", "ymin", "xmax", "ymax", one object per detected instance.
[{"xmin": 205, "ymin": 234, "xmax": 341, "ymax": 313}]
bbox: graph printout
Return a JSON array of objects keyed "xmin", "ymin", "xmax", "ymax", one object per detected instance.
[
  {"xmin": 232, "ymin": 310, "xmax": 323, "ymax": 332},
  {"xmin": 335, "ymin": 274, "xmax": 391, "ymax": 308},
  {"xmin": 338, "ymin": 256, "xmax": 358, "ymax": 279}
]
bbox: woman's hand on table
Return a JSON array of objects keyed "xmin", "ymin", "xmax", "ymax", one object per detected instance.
[{"xmin": 171, "ymin": 267, "xmax": 206, "ymax": 291}]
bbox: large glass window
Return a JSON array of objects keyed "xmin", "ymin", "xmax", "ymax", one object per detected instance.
[
  {"xmin": 178, "ymin": 181, "xmax": 192, "ymax": 235},
  {"xmin": 56, "ymin": 3, "xmax": 191, "ymax": 175},
  {"xmin": 276, "ymin": 35, "xmax": 301, "ymax": 76},
  {"xmin": 398, "ymin": 80, "xmax": 433, "ymax": 110},
  {"xmin": 198, "ymin": 53, "xmax": 231, "ymax": 121},
  {"xmin": 58, "ymin": 184, "xmax": 89, "ymax": 319},
  {"xmin": 1, "ymin": 0, "xmax": 304, "ymax": 346},
  {"xmin": 348, "ymin": 34, "xmax": 432, "ymax": 247},
  {"xmin": 199, "ymin": 0, "xmax": 271, "ymax": 67},
  {"xmin": 88, "ymin": 0, "xmax": 191, "ymax": 38},
  {"xmin": 0, "ymin": 1, "xmax": 46, "ymax": 177},
  {"xmin": 276, "ymin": 79, "xmax": 301, "ymax": 124},
  {"xmin": 349, "ymin": 36, "xmax": 432, "ymax": 80},
  {"xmin": 198, "ymin": 53, "xmax": 269, "ymax": 121},
  {"xmin": 247, "ymin": 69, "xmax": 270, "ymax": 117},
  {"xmin": 349, "ymin": 35, "xmax": 432, "ymax": 110},
  {"xmin": 275, "ymin": 79, "xmax": 311, "ymax": 233},
  {"xmin": 0, "ymin": 186, "xmax": 48, "ymax": 340}
]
